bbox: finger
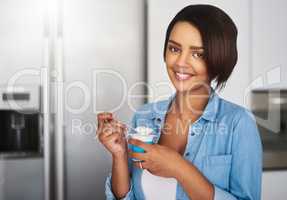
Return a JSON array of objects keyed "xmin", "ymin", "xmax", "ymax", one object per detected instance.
[
  {"xmin": 98, "ymin": 123, "xmax": 114, "ymax": 140},
  {"xmin": 110, "ymin": 120, "xmax": 128, "ymax": 139},
  {"xmin": 110, "ymin": 120, "xmax": 126, "ymax": 136},
  {"xmin": 112, "ymin": 119, "xmax": 127, "ymax": 129},
  {"xmin": 101, "ymin": 132, "xmax": 120, "ymax": 144},
  {"xmin": 102, "ymin": 125, "xmax": 128, "ymax": 143},
  {"xmin": 97, "ymin": 112, "xmax": 113, "ymax": 128},
  {"xmin": 99, "ymin": 120, "xmax": 126, "ymax": 140},
  {"xmin": 128, "ymin": 151, "xmax": 147, "ymax": 161},
  {"xmin": 128, "ymin": 138, "xmax": 152, "ymax": 152}
]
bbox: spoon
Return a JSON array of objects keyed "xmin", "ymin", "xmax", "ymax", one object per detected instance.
[{"xmin": 103, "ymin": 119, "xmax": 140, "ymax": 138}]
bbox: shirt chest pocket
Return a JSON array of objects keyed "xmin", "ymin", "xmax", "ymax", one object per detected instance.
[{"xmin": 202, "ymin": 154, "xmax": 232, "ymax": 190}]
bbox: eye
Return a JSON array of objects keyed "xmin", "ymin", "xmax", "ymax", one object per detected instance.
[
  {"xmin": 168, "ymin": 45, "xmax": 181, "ymax": 53},
  {"xmin": 191, "ymin": 52, "xmax": 204, "ymax": 59}
]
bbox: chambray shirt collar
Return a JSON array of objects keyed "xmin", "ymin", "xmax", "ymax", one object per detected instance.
[
  {"xmin": 201, "ymin": 88, "xmax": 219, "ymax": 122},
  {"xmin": 150, "ymin": 88, "xmax": 220, "ymax": 123}
]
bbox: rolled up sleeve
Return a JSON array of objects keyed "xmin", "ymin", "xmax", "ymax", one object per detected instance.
[
  {"xmin": 105, "ymin": 173, "xmax": 135, "ymax": 200},
  {"xmin": 214, "ymin": 109, "xmax": 262, "ymax": 200}
]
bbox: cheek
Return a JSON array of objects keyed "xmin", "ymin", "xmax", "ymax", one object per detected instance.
[
  {"xmin": 197, "ymin": 68, "xmax": 208, "ymax": 77},
  {"xmin": 193, "ymin": 63, "xmax": 209, "ymax": 79},
  {"xmin": 165, "ymin": 61, "xmax": 175, "ymax": 76},
  {"xmin": 165, "ymin": 53, "xmax": 177, "ymax": 66}
]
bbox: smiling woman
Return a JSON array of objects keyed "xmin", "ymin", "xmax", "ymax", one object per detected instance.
[
  {"xmin": 163, "ymin": 5, "xmax": 238, "ymax": 91},
  {"xmin": 165, "ymin": 21, "xmax": 209, "ymax": 93},
  {"xmin": 98, "ymin": 4, "xmax": 262, "ymax": 200}
]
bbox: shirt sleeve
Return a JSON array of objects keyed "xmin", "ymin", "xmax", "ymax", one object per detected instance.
[
  {"xmin": 214, "ymin": 109, "xmax": 262, "ymax": 200},
  {"xmin": 105, "ymin": 173, "xmax": 135, "ymax": 200}
]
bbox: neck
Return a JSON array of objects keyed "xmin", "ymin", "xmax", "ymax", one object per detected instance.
[{"xmin": 172, "ymin": 86, "xmax": 212, "ymax": 120}]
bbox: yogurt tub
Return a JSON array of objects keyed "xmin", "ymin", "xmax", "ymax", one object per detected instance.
[
  {"xmin": 134, "ymin": 126, "xmax": 153, "ymax": 136},
  {"xmin": 129, "ymin": 126, "xmax": 157, "ymax": 154}
]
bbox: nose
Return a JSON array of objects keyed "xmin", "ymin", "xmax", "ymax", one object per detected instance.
[{"xmin": 175, "ymin": 51, "xmax": 189, "ymax": 68}]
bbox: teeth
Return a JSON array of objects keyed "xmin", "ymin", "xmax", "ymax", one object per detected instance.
[{"xmin": 175, "ymin": 72, "xmax": 192, "ymax": 80}]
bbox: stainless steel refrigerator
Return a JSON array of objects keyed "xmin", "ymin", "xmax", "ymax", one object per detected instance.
[{"xmin": 0, "ymin": 0, "xmax": 146, "ymax": 199}]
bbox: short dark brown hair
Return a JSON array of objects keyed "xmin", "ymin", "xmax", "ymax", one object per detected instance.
[{"xmin": 163, "ymin": 4, "xmax": 238, "ymax": 90}]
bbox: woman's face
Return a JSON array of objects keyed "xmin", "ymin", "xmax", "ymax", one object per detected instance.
[{"xmin": 165, "ymin": 22, "xmax": 210, "ymax": 93}]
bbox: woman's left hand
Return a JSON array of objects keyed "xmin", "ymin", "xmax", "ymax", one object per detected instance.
[{"xmin": 128, "ymin": 138, "xmax": 184, "ymax": 178}]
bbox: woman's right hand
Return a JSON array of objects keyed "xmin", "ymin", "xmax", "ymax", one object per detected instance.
[{"xmin": 97, "ymin": 112, "xmax": 128, "ymax": 158}]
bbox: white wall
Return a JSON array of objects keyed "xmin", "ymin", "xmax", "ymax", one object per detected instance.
[
  {"xmin": 251, "ymin": 0, "xmax": 287, "ymax": 89},
  {"xmin": 262, "ymin": 171, "xmax": 287, "ymax": 200}
]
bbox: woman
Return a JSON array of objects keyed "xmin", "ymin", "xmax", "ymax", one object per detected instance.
[{"xmin": 97, "ymin": 4, "xmax": 262, "ymax": 200}]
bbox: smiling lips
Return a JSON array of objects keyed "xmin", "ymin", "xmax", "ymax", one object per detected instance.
[{"xmin": 175, "ymin": 72, "xmax": 193, "ymax": 81}]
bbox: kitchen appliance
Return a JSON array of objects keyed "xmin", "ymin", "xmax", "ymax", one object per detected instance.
[
  {"xmin": 251, "ymin": 89, "xmax": 287, "ymax": 170},
  {"xmin": 0, "ymin": 0, "xmax": 146, "ymax": 199},
  {"xmin": 0, "ymin": 85, "xmax": 42, "ymax": 158}
]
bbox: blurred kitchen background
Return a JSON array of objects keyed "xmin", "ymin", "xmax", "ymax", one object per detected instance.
[{"xmin": 0, "ymin": 0, "xmax": 286, "ymax": 200}]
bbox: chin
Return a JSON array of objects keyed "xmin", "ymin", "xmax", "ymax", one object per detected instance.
[
  {"xmin": 175, "ymin": 84, "xmax": 204, "ymax": 94},
  {"xmin": 172, "ymin": 79, "xmax": 210, "ymax": 94}
]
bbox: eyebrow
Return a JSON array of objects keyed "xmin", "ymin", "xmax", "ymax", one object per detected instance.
[{"xmin": 168, "ymin": 40, "xmax": 204, "ymax": 50}]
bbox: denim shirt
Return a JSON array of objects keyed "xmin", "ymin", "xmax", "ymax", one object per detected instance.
[{"xmin": 105, "ymin": 91, "xmax": 262, "ymax": 200}]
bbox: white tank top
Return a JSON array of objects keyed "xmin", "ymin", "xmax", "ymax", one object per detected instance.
[{"xmin": 140, "ymin": 170, "xmax": 177, "ymax": 200}]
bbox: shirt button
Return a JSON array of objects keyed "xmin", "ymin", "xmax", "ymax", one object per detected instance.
[
  {"xmin": 190, "ymin": 132, "xmax": 195, "ymax": 136},
  {"xmin": 185, "ymin": 152, "xmax": 190, "ymax": 157}
]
